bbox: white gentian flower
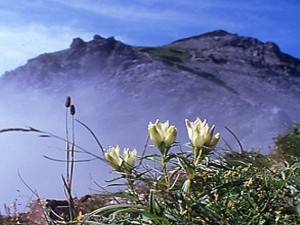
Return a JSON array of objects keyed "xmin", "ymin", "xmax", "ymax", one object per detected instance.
[
  {"xmin": 148, "ymin": 119, "xmax": 177, "ymax": 156},
  {"xmin": 104, "ymin": 146, "xmax": 137, "ymax": 171},
  {"xmin": 185, "ymin": 117, "xmax": 220, "ymax": 149},
  {"xmin": 123, "ymin": 148, "xmax": 137, "ymax": 170}
]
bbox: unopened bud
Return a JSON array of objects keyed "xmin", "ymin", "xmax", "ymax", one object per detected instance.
[
  {"xmin": 65, "ymin": 96, "xmax": 71, "ymax": 108},
  {"xmin": 70, "ymin": 105, "xmax": 76, "ymax": 115}
]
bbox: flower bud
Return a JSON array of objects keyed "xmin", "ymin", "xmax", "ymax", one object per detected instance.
[
  {"xmin": 148, "ymin": 124, "xmax": 163, "ymax": 147},
  {"xmin": 105, "ymin": 146, "xmax": 122, "ymax": 170},
  {"xmin": 123, "ymin": 148, "xmax": 137, "ymax": 170},
  {"xmin": 70, "ymin": 105, "xmax": 76, "ymax": 115},
  {"xmin": 209, "ymin": 133, "xmax": 221, "ymax": 148},
  {"xmin": 164, "ymin": 126, "xmax": 177, "ymax": 147},
  {"xmin": 65, "ymin": 96, "xmax": 71, "ymax": 108}
]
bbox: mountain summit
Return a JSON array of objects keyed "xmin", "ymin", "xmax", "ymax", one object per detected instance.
[
  {"xmin": 175, "ymin": 30, "xmax": 299, "ymax": 81},
  {"xmin": 170, "ymin": 30, "xmax": 300, "ymax": 80}
]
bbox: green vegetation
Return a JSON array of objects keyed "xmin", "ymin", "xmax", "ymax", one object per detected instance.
[
  {"xmin": 138, "ymin": 46, "xmax": 190, "ymax": 63},
  {"xmin": 1, "ymin": 98, "xmax": 300, "ymax": 224},
  {"xmin": 78, "ymin": 119, "xmax": 299, "ymax": 225},
  {"xmin": 171, "ymin": 30, "xmax": 229, "ymax": 44},
  {"xmin": 273, "ymin": 123, "xmax": 300, "ymax": 161}
]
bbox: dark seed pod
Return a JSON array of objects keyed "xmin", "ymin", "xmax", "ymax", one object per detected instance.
[
  {"xmin": 70, "ymin": 105, "xmax": 76, "ymax": 115},
  {"xmin": 65, "ymin": 96, "xmax": 71, "ymax": 108}
]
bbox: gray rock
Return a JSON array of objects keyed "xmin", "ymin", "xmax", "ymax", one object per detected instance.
[{"xmin": 70, "ymin": 37, "xmax": 86, "ymax": 49}]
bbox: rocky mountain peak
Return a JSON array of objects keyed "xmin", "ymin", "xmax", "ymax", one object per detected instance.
[
  {"xmin": 169, "ymin": 30, "xmax": 284, "ymax": 61},
  {"xmin": 1, "ymin": 34, "xmax": 153, "ymax": 89},
  {"xmin": 70, "ymin": 35, "xmax": 116, "ymax": 50},
  {"xmin": 70, "ymin": 37, "xmax": 86, "ymax": 49},
  {"xmin": 167, "ymin": 30, "xmax": 300, "ymax": 80},
  {"xmin": 171, "ymin": 30, "xmax": 265, "ymax": 50}
]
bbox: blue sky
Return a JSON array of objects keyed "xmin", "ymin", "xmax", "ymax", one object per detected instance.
[{"xmin": 0, "ymin": 0, "xmax": 299, "ymax": 75}]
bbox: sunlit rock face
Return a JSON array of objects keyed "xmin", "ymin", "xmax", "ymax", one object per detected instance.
[{"xmin": 0, "ymin": 30, "xmax": 299, "ymax": 208}]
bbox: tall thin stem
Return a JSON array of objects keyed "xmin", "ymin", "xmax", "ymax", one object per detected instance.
[
  {"xmin": 65, "ymin": 96, "xmax": 71, "ymax": 183},
  {"xmin": 69, "ymin": 112, "xmax": 76, "ymax": 191},
  {"xmin": 126, "ymin": 174, "xmax": 142, "ymax": 205},
  {"xmin": 66, "ymin": 107, "xmax": 70, "ymax": 183},
  {"xmin": 67, "ymin": 104, "xmax": 76, "ymax": 192},
  {"xmin": 161, "ymin": 155, "xmax": 170, "ymax": 189}
]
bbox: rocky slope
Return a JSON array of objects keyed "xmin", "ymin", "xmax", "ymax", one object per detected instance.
[{"xmin": 0, "ymin": 30, "xmax": 299, "ymax": 208}]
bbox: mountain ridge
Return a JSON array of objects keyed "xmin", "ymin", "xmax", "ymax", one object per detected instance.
[
  {"xmin": 2, "ymin": 30, "xmax": 299, "ymax": 91},
  {"xmin": 1, "ymin": 31, "xmax": 299, "ymax": 148}
]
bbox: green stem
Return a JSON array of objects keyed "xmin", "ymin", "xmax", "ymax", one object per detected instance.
[
  {"xmin": 126, "ymin": 174, "xmax": 142, "ymax": 204},
  {"xmin": 161, "ymin": 155, "xmax": 170, "ymax": 189},
  {"xmin": 194, "ymin": 147, "xmax": 203, "ymax": 166},
  {"xmin": 186, "ymin": 178, "xmax": 192, "ymax": 196}
]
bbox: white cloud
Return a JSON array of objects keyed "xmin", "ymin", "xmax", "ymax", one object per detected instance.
[
  {"xmin": 0, "ymin": 23, "xmax": 94, "ymax": 75},
  {"xmin": 53, "ymin": 0, "xmax": 184, "ymax": 22}
]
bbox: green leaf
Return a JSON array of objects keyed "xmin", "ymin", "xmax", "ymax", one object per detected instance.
[
  {"xmin": 83, "ymin": 204, "xmax": 146, "ymax": 222},
  {"xmin": 177, "ymin": 155, "xmax": 195, "ymax": 178},
  {"xmin": 149, "ymin": 189, "xmax": 164, "ymax": 216},
  {"xmin": 294, "ymin": 198, "xmax": 300, "ymax": 217}
]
